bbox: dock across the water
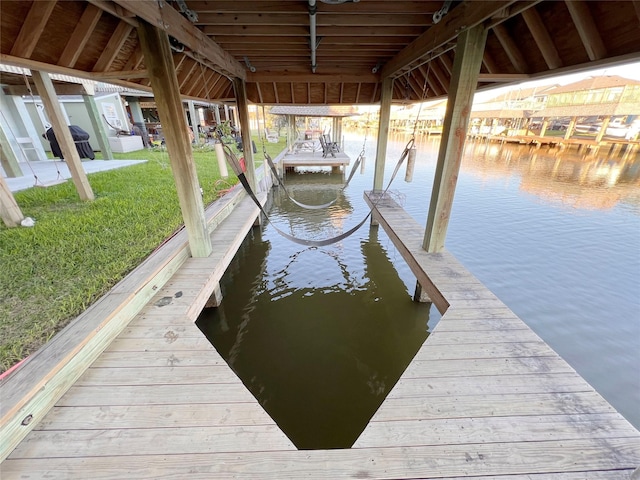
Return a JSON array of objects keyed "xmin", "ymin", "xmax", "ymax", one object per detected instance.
[{"xmin": 280, "ymin": 148, "xmax": 350, "ymax": 171}]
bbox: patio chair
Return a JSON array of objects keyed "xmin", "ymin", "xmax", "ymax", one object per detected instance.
[{"xmin": 320, "ymin": 134, "xmax": 339, "ymax": 158}]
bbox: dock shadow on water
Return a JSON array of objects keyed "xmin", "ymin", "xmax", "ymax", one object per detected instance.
[{"xmin": 197, "ymin": 172, "xmax": 431, "ymax": 449}]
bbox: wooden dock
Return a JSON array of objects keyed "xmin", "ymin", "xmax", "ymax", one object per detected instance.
[
  {"xmin": 1, "ymin": 189, "xmax": 639, "ymax": 478},
  {"xmin": 282, "ymin": 150, "xmax": 350, "ymax": 169}
]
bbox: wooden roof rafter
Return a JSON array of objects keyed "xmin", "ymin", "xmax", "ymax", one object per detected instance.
[
  {"xmin": 92, "ymin": 21, "xmax": 135, "ymax": 73},
  {"xmin": 58, "ymin": 3, "xmax": 103, "ymax": 69},
  {"xmin": 521, "ymin": 6, "xmax": 563, "ymax": 70},
  {"xmin": 492, "ymin": 23, "xmax": 529, "ymax": 74},
  {"xmin": 564, "ymin": 0, "xmax": 607, "ymax": 61},
  {"xmin": 10, "ymin": 0, "xmax": 57, "ymax": 58},
  {"xmin": 108, "ymin": 0, "xmax": 246, "ymax": 79}
]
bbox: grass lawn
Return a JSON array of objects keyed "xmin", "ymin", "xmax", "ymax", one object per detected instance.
[{"xmin": 0, "ymin": 136, "xmax": 286, "ymax": 372}]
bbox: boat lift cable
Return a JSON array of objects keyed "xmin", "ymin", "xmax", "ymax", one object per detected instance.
[{"xmin": 219, "ymin": 137, "xmax": 414, "ymax": 247}]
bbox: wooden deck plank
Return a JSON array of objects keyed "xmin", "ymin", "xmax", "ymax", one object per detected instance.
[
  {"xmin": 412, "ymin": 341, "xmax": 558, "ymax": 360},
  {"xmin": 76, "ymin": 365, "xmax": 239, "ymax": 386},
  {"xmin": 387, "ymin": 373, "xmax": 592, "ymax": 398},
  {"xmin": 2, "ymin": 438, "xmax": 639, "ymax": 479},
  {"xmin": 353, "ymin": 413, "xmax": 638, "ymax": 448},
  {"xmin": 105, "ymin": 336, "xmax": 216, "ymax": 352},
  {"xmin": 367, "ymin": 391, "xmax": 619, "ymax": 422},
  {"xmin": 401, "ymin": 356, "xmax": 574, "ymax": 378},
  {"xmin": 425, "ymin": 329, "xmax": 544, "ymax": 344},
  {"xmin": 56, "ymin": 384, "xmax": 257, "ymax": 406},
  {"xmin": 118, "ymin": 324, "xmax": 207, "ymax": 338},
  {"xmin": 90, "ymin": 351, "xmax": 226, "ymax": 368},
  {"xmin": 8, "ymin": 425, "xmax": 294, "ymax": 459},
  {"xmin": 35, "ymin": 403, "xmax": 276, "ymax": 430}
]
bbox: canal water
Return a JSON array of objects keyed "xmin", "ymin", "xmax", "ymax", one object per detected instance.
[{"xmin": 197, "ymin": 131, "xmax": 640, "ymax": 449}]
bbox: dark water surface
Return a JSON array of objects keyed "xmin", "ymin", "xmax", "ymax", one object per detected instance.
[{"xmin": 197, "ymin": 131, "xmax": 640, "ymax": 448}]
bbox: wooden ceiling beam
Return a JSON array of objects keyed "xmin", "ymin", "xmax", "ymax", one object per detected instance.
[
  {"xmin": 10, "ymin": 1, "xmax": 57, "ymax": 58},
  {"xmin": 3, "ymin": 84, "xmax": 90, "ymax": 97},
  {"xmin": 256, "ymin": 83, "xmax": 264, "ymax": 104},
  {"xmin": 187, "ymin": 1, "xmax": 442, "ymax": 14},
  {"xmin": 94, "ymin": 69, "xmax": 148, "ymax": 80},
  {"xmin": 123, "ymin": 46, "xmax": 145, "ymax": 71},
  {"xmin": 110, "ymin": 0, "xmax": 246, "ymax": 79},
  {"xmin": 429, "ymin": 60, "xmax": 450, "ymax": 92},
  {"xmin": 564, "ymin": 0, "xmax": 607, "ymax": 61},
  {"xmin": 381, "ymin": 1, "xmax": 517, "ymax": 78},
  {"xmin": 418, "ymin": 65, "xmax": 443, "ymax": 97},
  {"xmin": 355, "ymin": 83, "xmax": 362, "ymax": 104},
  {"xmin": 492, "ymin": 23, "xmax": 529, "ymax": 73},
  {"xmin": 521, "ymin": 7, "xmax": 563, "ymax": 69},
  {"xmin": 0, "ymin": 53, "xmax": 152, "ymax": 93},
  {"xmin": 482, "ymin": 51, "xmax": 499, "ymax": 74},
  {"xmin": 178, "ymin": 60, "xmax": 199, "ymax": 91},
  {"xmin": 92, "ymin": 21, "xmax": 134, "ymax": 72},
  {"xmin": 478, "ymin": 73, "xmax": 530, "ymax": 82},
  {"xmin": 370, "ymin": 82, "xmax": 378, "ymax": 103},
  {"xmin": 58, "ymin": 3, "xmax": 103, "ymax": 68},
  {"xmin": 273, "ymin": 83, "xmax": 279, "ymax": 104},
  {"xmin": 634, "ymin": 1, "xmax": 640, "ymax": 23},
  {"xmin": 439, "ymin": 54, "xmax": 454, "ymax": 76}
]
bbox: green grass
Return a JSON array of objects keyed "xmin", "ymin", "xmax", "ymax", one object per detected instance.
[{"xmin": 0, "ymin": 137, "xmax": 286, "ymax": 372}]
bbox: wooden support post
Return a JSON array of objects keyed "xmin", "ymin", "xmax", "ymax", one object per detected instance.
[
  {"xmin": 564, "ymin": 116, "xmax": 577, "ymax": 140},
  {"xmin": 233, "ymin": 78, "xmax": 257, "ymax": 193},
  {"xmin": 137, "ymin": 21, "xmax": 212, "ymax": 258},
  {"xmin": 0, "ymin": 123, "xmax": 23, "ymax": 178},
  {"xmin": 204, "ymin": 282, "xmax": 223, "ymax": 308},
  {"xmin": 82, "ymin": 93, "xmax": 113, "ymax": 159},
  {"xmin": 595, "ymin": 116, "xmax": 611, "ymax": 143},
  {"xmin": 0, "ymin": 174, "xmax": 24, "ymax": 227},
  {"xmin": 539, "ymin": 118, "xmax": 549, "ymax": 137},
  {"xmin": 373, "ymin": 77, "xmax": 394, "ymax": 192},
  {"xmin": 188, "ymin": 101, "xmax": 198, "ymax": 139},
  {"xmin": 423, "ymin": 25, "xmax": 487, "ymax": 253},
  {"xmin": 31, "ymin": 70, "xmax": 95, "ymax": 201}
]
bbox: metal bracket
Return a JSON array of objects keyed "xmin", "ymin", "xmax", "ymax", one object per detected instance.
[
  {"xmin": 174, "ymin": 0, "xmax": 198, "ymax": 23},
  {"xmin": 433, "ymin": 0, "xmax": 453, "ymax": 24},
  {"xmin": 244, "ymin": 57, "xmax": 257, "ymax": 73}
]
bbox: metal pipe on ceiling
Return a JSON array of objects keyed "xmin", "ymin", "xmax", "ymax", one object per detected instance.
[{"xmin": 309, "ymin": 0, "xmax": 317, "ymax": 73}]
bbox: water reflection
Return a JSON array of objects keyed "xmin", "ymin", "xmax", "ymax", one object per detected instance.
[
  {"xmin": 197, "ymin": 220, "xmax": 430, "ymax": 449},
  {"xmin": 463, "ymin": 140, "xmax": 640, "ymax": 210}
]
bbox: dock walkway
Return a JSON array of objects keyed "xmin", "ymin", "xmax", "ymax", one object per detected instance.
[{"xmin": 1, "ymin": 191, "xmax": 638, "ymax": 478}]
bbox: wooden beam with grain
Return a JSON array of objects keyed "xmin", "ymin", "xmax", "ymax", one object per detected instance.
[
  {"xmin": 0, "ymin": 175, "xmax": 24, "ymax": 228},
  {"xmin": 521, "ymin": 6, "xmax": 563, "ymax": 69},
  {"xmin": 58, "ymin": 3, "xmax": 103, "ymax": 68},
  {"xmin": 137, "ymin": 21, "xmax": 212, "ymax": 258},
  {"xmin": 372, "ymin": 77, "xmax": 393, "ymax": 192},
  {"xmin": 10, "ymin": 1, "xmax": 57, "ymax": 58},
  {"xmin": 234, "ymin": 78, "xmax": 258, "ymax": 191},
  {"xmin": 564, "ymin": 0, "xmax": 607, "ymax": 61},
  {"xmin": 112, "ymin": 0, "xmax": 245, "ymax": 79},
  {"xmin": 381, "ymin": 1, "xmax": 516, "ymax": 78},
  {"xmin": 423, "ymin": 25, "xmax": 488, "ymax": 252},
  {"xmin": 92, "ymin": 21, "xmax": 134, "ymax": 72},
  {"xmin": 492, "ymin": 23, "xmax": 529, "ymax": 74},
  {"xmin": 31, "ymin": 70, "xmax": 94, "ymax": 201}
]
